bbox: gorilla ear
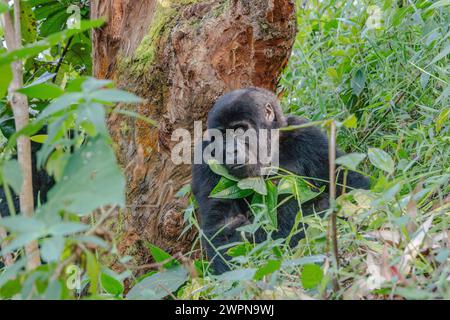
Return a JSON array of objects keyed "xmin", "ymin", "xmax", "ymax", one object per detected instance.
[{"xmin": 265, "ymin": 103, "xmax": 275, "ymax": 122}]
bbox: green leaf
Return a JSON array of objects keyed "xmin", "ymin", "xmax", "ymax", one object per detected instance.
[
  {"xmin": 17, "ymin": 82, "xmax": 64, "ymax": 100},
  {"xmin": 368, "ymin": 148, "xmax": 395, "ymax": 174},
  {"xmin": 430, "ymin": 44, "xmax": 450, "ymax": 65},
  {"xmin": 0, "ymin": 216, "xmax": 45, "ymax": 233},
  {"xmin": 215, "ymin": 268, "xmax": 257, "ymax": 281},
  {"xmin": 40, "ymin": 237, "xmax": 64, "ymax": 263},
  {"xmin": 426, "ymin": 0, "xmax": 450, "ymax": 12},
  {"xmin": 0, "ymin": 3, "xmax": 9, "ymax": 14},
  {"xmin": 20, "ymin": 1, "xmax": 37, "ymax": 44},
  {"xmin": 126, "ymin": 266, "xmax": 188, "ymax": 300},
  {"xmin": 210, "ymin": 183, "xmax": 254, "ymax": 199},
  {"xmin": 0, "ymin": 19, "xmax": 104, "ymax": 66},
  {"xmin": 282, "ymin": 254, "xmax": 327, "ymax": 268},
  {"xmin": 265, "ymin": 180, "xmax": 278, "ymax": 229},
  {"xmin": 148, "ymin": 244, "xmax": 178, "ymax": 268},
  {"xmin": 226, "ymin": 242, "xmax": 253, "ymax": 258},
  {"xmin": 1, "ymin": 159, "xmax": 23, "ymax": 194},
  {"xmin": 37, "ymin": 92, "xmax": 83, "ymax": 119},
  {"xmin": 47, "ymin": 222, "xmax": 89, "ymax": 236},
  {"xmin": 101, "ymin": 273, "xmax": 124, "ymax": 296},
  {"xmin": 0, "ymin": 232, "xmax": 42, "ymax": 255},
  {"xmin": 0, "ymin": 63, "xmax": 12, "ymax": 98},
  {"xmin": 207, "ymin": 159, "xmax": 239, "ymax": 181},
  {"xmin": 238, "ymin": 177, "xmax": 267, "ymax": 195},
  {"xmin": 0, "ymin": 278, "xmax": 22, "ymax": 299},
  {"xmin": 85, "ymin": 250, "xmax": 100, "ymax": 294},
  {"xmin": 301, "ymin": 264, "xmax": 323, "ymax": 289},
  {"xmin": 351, "ymin": 69, "xmax": 365, "ymax": 96},
  {"xmin": 90, "ymin": 89, "xmax": 143, "ymax": 104},
  {"xmin": 41, "ymin": 136, "xmax": 126, "ymax": 215},
  {"xmin": 336, "ymin": 153, "xmax": 367, "ymax": 171},
  {"xmin": 254, "ymin": 260, "xmax": 281, "ymax": 280},
  {"xmin": 342, "ymin": 114, "xmax": 357, "ymax": 128},
  {"xmin": 30, "ymin": 134, "xmax": 48, "ymax": 144}
]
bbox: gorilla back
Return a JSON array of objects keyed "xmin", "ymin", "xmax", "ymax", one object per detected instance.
[{"xmin": 192, "ymin": 87, "xmax": 369, "ymax": 273}]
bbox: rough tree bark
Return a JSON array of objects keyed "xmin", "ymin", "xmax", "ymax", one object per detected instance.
[{"xmin": 91, "ymin": 0, "xmax": 296, "ymax": 265}]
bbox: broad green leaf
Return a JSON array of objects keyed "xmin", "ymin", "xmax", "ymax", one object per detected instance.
[
  {"xmin": 254, "ymin": 260, "xmax": 281, "ymax": 280},
  {"xmin": 0, "ymin": 63, "xmax": 12, "ymax": 98},
  {"xmin": 81, "ymin": 78, "xmax": 113, "ymax": 92},
  {"xmin": 368, "ymin": 148, "xmax": 395, "ymax": 174},
  {"xmin": 0, "ymin": 232, "xmax": 42, "ymax": 255},
  {"xmin": 73, "ymin": 235, "xmax": 109, "ymax": 249},
  {"xmin": 77, "ymin": 103, "xmax": 107, "ymax": 136},
  {"xmin": 43, "ymin": 281, "xmax": 62, "ymax": 300},
  {"xmin": 90, "ymin": 89, "xmax": 143, "ymax": 104},
  {"xmin": 0, "ymin": 278, "xmax": 22, "ymax": 299},
  {"xmin": 37, "ymin": 92, "xmax": 83, "ymax": 119},
  {"xmin": 282, "ymin": 254, "xmax": 327, "ymax": 268},
  {"xmin": 342, "ymin": 114, "xmax": 357, "ymax": 128},
  {"xmin": 20, "ymin": 1, "xmax": 37, "ymax": 44},
  {"xmin": 148, "ymin": 244, "xmax": 179, "ymax": 268},
  {"xmin": 40, "ymin": 9, "xmax": 68, "ymax": 37},
  {"xmin": 86, "ymin": 250, "xmax": 100, "ymax": 294},
  {"xmin": 40, "ymin": 237, "xmax": 64, "ymax": 263},
  {"xmin": 296, "ymin": 179, "xmax": 323, "ymax": 204},
  {"xmin": 0, "ymin": 3, "xmax": 8, "ymax": 14},
  {"xmin": 0, "ymin": 19, "xmax": 104, "ymax": 66},
  {"xmin": 17, "ymin": 82, "xmax": 64, "ymax": 100},
  {"xmin": 336, "ymin": 153, "xmax": 367, "ymax": 171},
  {"xmin": 41, "ymin": 137, "xmax": 126, "ymax": 215},
  {"xmin": 210, "ymin": 177, "xmax": 236, "ymax": 195},
  {"xmin": 215, "ymin": 268, "xmax": 257, "ymax": 281},
  {"xmin": 30, "ymin": 134, "xmax": 48, "ymax": 144},
  {"xmin": 1, "ymin": 159, "xmax": 23, "ymax": 194},
  {"xmin": 0, "ymin": 216, "xmax": 45, "ymax": 233},
  {"xmin": 126, "ymin": 266, "xmax": 188, "ymax": 300},
  {"xmin": 47, "ymin": 222, "xmax": 89, "ymax": 236},
  {"xmin": 101, "ymin": 273, "xmax": 124, "ymax": 296},
  {"xmin": 210, "ymin": 183, "xmax": 254, "ymax": 199},
  {"xmin": 238, "ymin": 177, "xmax": 267, "ymax": 195},
  {"xmin": 435, "ymin": 108, "xmax": 449, "ymax": 133},
  {"xmin": 351, "ymin": 69, "xmax": 365, "ymax": 96},
  {"xmin": 226, "ymin": 242, "xmax": 254, "ymax": 258},
  {"xmin": 207, "ymin": 159, "xmax": 239, "ymax": 181},
  {"xmin": 420, "ymin": 72, "xmax": 430, "ymax": 89},
  {"xmin": 301, "ymin": 264, "xmax": 323, "ymax": 289}
]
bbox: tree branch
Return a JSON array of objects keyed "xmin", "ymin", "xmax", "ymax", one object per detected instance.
[{"xmin": 1, "ymin": 0, "xmax": 41, "ymax": 270}]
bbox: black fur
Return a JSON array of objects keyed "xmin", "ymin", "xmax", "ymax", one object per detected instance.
[
  {"xmin": 0, "ymin": 141, "xmax": 54, "ymax": 217},
  {"xmin": 192, "ymin": 88, "xmax": 369, "ymax": 273}
]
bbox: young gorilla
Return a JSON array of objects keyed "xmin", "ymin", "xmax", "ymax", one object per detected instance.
[{"xmin": 192, "ymin": 87, "xmax": 370, "ymax": 274}]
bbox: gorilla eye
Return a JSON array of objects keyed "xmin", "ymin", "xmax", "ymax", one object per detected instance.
[{"xmin": 232, "ymin": 124, "xmax": 249, "ymax": 131}]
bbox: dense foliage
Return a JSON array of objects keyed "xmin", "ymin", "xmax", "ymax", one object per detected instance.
[{"xmin": 0, "ymin": 0, "xmax": 448, "ymax": 300}]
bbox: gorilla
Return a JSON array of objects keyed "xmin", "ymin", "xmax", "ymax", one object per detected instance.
[{"xmin": 192, "ymin": 87, "xmax": 369, "ymax": 273}]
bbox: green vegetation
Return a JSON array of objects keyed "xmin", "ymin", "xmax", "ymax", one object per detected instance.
[{"xmin": 0, "ymin": 0, "xmax": 448, "ymax": 300}]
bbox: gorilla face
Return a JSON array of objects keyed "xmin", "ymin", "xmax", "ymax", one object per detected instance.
[{"xmin": 206, "ymin": 88, "xmax": 286, "ymax": 179}]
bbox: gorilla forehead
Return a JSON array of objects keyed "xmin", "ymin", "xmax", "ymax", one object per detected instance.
[{"xmin": 207, "ymin": 88, "xmax": 277, "ymax": 129}]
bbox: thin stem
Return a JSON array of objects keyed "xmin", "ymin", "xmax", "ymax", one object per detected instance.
[
  {"xmin": 2, "ymin": 0, "xmax": 41, "ymax": 270},
  {"xmin": 328, "ymin": 120, "xmax": 340, "ymax": 293}
]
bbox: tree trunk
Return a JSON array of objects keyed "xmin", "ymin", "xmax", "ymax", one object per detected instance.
[{"xmin": 91, "ymin": 0, "xmax": 296, "ymax": 265}]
